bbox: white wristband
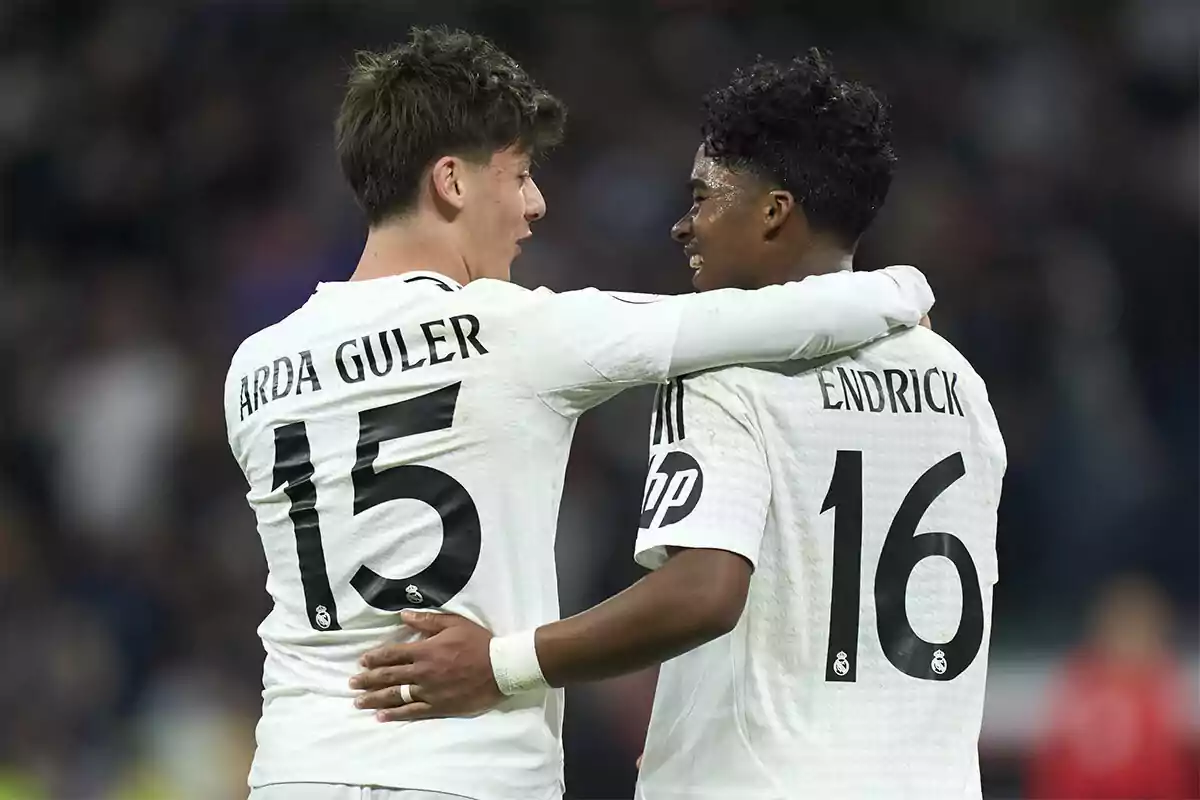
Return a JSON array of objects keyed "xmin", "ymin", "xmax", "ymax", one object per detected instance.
[{"xmin": 490, "ymin": 629, "xmax": 550, "ymax": 696}]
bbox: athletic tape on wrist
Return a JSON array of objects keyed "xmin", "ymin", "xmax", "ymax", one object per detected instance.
[{"xmin": 490, "ymin": 630, "xmax": 550, "ymax": 695}]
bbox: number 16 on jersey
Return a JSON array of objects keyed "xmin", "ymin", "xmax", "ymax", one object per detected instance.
[{"xmin": 821, "ymin": 450, "xmax": 985, "ymax": 683}]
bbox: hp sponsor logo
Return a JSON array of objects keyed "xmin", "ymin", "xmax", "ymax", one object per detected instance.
[{"xmin": 639, "ymin": 450, "xmax": 704, "ymax": 529}]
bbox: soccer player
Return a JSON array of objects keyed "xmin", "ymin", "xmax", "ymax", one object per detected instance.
[
  {"xmin": 226, "ymin": 30, "xmax": 934, "ymax": 800},
  {"xmin": 352, "ymin": 50, "xmax": 1005, "ymax": 799}
]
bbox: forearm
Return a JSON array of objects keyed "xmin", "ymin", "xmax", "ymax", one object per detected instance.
[
  {"xmin": 525, "ymin": 548, "xmax": 750, "ymax": 687},
  {"xmin": 668, "ymin": 265, "xmax": 932, "ymax": 376},
  {"xmin": 535, "ymin": 571, "xmax": 718, "ymax": 685}
]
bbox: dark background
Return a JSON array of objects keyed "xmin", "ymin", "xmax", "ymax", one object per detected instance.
[{"xmin": 1, "ymin": 1, "xmax": 1196, "ymax": 797}]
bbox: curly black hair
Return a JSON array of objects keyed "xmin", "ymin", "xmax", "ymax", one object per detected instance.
[
  {"xmin": 336, "ymin": 27, "xmax": 567, "ymax": 225},
  {"xmin": 701, "ymin": 49, "xmax": 896, "ymax": 244}
]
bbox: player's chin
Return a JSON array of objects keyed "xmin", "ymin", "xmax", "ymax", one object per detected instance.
[{"xmin": 690, "ymin": 266, "xmax": 718, "ymax": 292}]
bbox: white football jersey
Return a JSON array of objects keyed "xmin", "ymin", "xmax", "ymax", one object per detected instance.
[
  {"xmin": 634, "ymin": 326, "xmax": 1006, "ymax": 800},
  {"xmin": 224, "ymin": 268, "xmax": 934, "ymax": 800}
]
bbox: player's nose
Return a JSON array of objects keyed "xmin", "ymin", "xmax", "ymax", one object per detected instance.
[
  {"xmin": 524, "ymin": 176, "xmax": 546, "ymax": 222},
  {"xmin": 671, "ymin": 215, "xmax": 692, "ymax": 244}
]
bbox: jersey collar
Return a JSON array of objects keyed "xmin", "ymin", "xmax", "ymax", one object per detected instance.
[
  {"xmin": 399, "ymin": 271, "xmax": 462, "ymax": 292},
  {"xmin": 316, "ymin": 271, "xmax": 463, "ymax": 294}
]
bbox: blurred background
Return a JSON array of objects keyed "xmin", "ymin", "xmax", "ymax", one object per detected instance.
[{"xmin": 1, "ymin": 0, "xmax": 1197, "ymax": 798}]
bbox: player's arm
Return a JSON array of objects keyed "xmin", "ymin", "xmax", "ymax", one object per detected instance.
[
  {"xmin": 351, "ymin": 374, "xmax": 770, "ymax": 718},
  {"xmin": 528, "ymin": 545, "xmax": 751, "ymax": 684},
  {"xmin": 358, "ymin": 548, "xmax": 752, "ymax": 717},
  {"xmin": 528, "ymin": 265, "xmax": 933, "ymax": 416},
  {"xmin": 510, "ymin": 375, "xmax": 770, "ymax": 686}
]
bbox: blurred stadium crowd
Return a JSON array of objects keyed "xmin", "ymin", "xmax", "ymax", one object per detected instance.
[{"xmin": 0, "ymin": 1, "xmax": 1196, "ymax": 798}]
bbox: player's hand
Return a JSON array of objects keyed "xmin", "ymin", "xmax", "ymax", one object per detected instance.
[{"xmin": 350, "ymin": 610, "xmax": 503, "ymax": 722}]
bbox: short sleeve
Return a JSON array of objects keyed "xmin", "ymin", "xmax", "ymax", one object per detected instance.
[{"xmin": 633, "ymin": 371, "xmax": 772, "ymax": 570}]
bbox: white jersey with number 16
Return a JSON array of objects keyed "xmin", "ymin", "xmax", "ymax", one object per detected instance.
[{"xmin": 635, "ymin": 326, "xmax": 1006, "ymax": 800}]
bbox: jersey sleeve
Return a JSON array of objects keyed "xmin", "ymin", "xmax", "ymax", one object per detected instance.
[
  {"xmin": 633, "ymin": 371, "xmax": 772, "ymax": 571},
  {"xmin": 519, "ymin": 265, "xmax": 933, "ymax": 417}
]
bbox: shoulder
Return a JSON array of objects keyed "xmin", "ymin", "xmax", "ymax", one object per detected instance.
[
  {"xmin": 676, "ymin": 360, "xmax": 791, "ymax": 413},
  {"xmin": 459, "ymin": 279, "xmax": 564, "ymax": 321},
  {"xmin": 474, "ymin": 281, "xmax": 671, "ymax": 308},
  {"xmin": 898, "ymin": 328, "xmax": 1005, "ymax": 455},
  {"xmin": 871, "ymin": 327, "xmax": 989, "ymax": 389},
  {"xmin": 907, "ymin": 326, "xmax": 976, "ymax": 369},
  {"xmin": 460, "ymin": 279, "xmax": 628, "ymax": 311},
  {"xmin": 678, "ymin": 365, "xmax": 758, "ymax": 401},
  {"xmin": 912, "ymin": 328, "xmax": 992, "ymax": 400},
  {"xmin": 655, "ymin": 368, "xmax": 766, "ymax": 447},
  {"xmin": 228, "ymin": 321, "xmax": 285, "ymax": 376},
  {"xmin": 462, "ymin": 278, "xmax": 534, "ymax": 299},
  {"xmin": 471, "ymin": 282, "xmax": 677, "ymax": 341},
  {"xmin": 227, "ymin": 288, "xmax": 331, "ymax": 373}
]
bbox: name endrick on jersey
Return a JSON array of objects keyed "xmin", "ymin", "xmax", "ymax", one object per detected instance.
[
  {"xmin": 817, "ymin": 365, "xmax": 964, "ymax": 416},
  {"xmin": 237, "ymin": 314, "xmax": 489, "ymax": 421}
]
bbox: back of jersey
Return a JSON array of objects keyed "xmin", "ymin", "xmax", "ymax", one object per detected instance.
[
  {"xmin": 634, "ymin": 327, "xmax": 1006, "ymax": 800},
  {"xmin": 225, "ymin": 264, "xmax": 939, "ymax": 799},
  {"xmin": 225, "ymin": 273, "xmax": 584, "ymax": 800}
]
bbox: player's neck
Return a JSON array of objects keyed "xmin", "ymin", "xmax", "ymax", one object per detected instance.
[
  {"xmin": 350, "ymin": 218, "xmax": 471, "ymax": 286},
  {"xmin": 779, "ymin": 245, "xmax": 854, "ymax": 283}
]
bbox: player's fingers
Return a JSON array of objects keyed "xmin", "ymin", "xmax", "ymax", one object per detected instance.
[
  {"xmin": 360, "ymin": 643, "xmax": 418, "ymax": 669},
  {"xmin": 349, "ymin": 664, "xmax": 419, "ymax": 691},
  {"xmin": 374, "ymin": 702, "xmax": 436, "ymax": 723},
  {"xmin": 400, "ymin": 609, "xmax": 455, "ymax": 633},
  {"xmin": 354, "ymin": 682, "xmax": 421, "ymax": 710}
]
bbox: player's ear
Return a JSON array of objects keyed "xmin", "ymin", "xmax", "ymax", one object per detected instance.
[
  {"xmin": 764, "ymin": 189, "xmax": 796, "ymax": 237},
  {"xmin": 430, "ymin": 155, "xmax": 469, "ymax": 212}
]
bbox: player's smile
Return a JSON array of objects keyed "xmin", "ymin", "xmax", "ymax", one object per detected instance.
[
  {"xmin": 673, "ymin": 145, "xmax": 774, "ymax": 292},
  {"xmin": 684, "ymin": 243, "xmax": 710, "ymax": 288}
]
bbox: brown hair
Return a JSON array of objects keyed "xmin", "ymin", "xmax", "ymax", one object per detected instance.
[{"xmin": 336, "ymin": 27, "xmax": 567, "ymax": 225}]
